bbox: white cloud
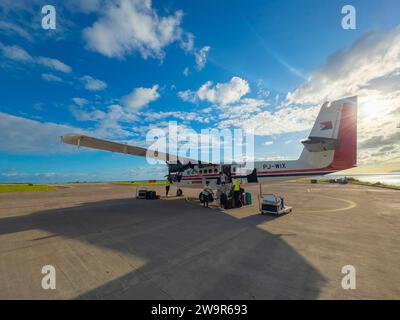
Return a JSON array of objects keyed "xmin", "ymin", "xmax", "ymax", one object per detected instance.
[
  {"xmin": 142, "ymin": 110, "xmax": 211, "ymax": 124},
  {"xmin": 197, "ymin": 77, "xmax": 249, "ymax": 104},
  {"xmin": 72, "ymin": 97, "xmax": 89, "ymax": 106},
  {"xmin": 83, "ymin": 0, "xmax": 184, "ymax": 59},
  {"xmin": 265, "ymin": 141, "xmax": 274, "ymax": 146},
  {"xmin": 37, "ymin": 57, "xmax": 72, "ymax": 73},
  {"xmin": 177, "ymin": 89, "xmax": 197, "ymax": 103},
  {"xmin": 217, "ymin": 98, "xmax": 265, "ymax": 120},
  {"xmin": 1, "ymin": 43, "xmax": 32, "ymax": 61},
  {"xmin": 0, "ymin": 43, "xmax": 72, "ymax": 73},
  {"xmin": 0, "ymin": 112, "xmax": 86, "ymax": 154},
  {"xmin": 218, "ymin": 104, "xmax": 319, "ymax": 136},
  {"xmin": 70, "ymin": 103, "xmax": 137, "ymax": 139},
  {"xmin": 70, "ymin": 107, "xmax": 106, "ymax": 122},
  {"xmin": 194, "ymin": 46, "xmax": 210, "ymax": 70},
  {"xmin": 41, "ymin": 73, "xmax": 63, "ymax": 82},
  {"xmin": 256, "ymin": 80, "xmax": 270, "ymax": 98},
  {"xmin": 285, "ymin": 26, "xmax": 400, "ymax": 165},
  {"xmin": 69, "ymin": 85, "xmax": 160, "ymax": 140},
  {"xmin": 286, "ymin": 27, "xmax": 400, "ymax": 105},
  {"xmin": 183, "ymin": 67, "xmax": 189, "ymax": 77},
  {"xmin": 0, "ymin": 21, "xmax": 33, "ymax": 41},
  {"xmin": 176, "ymin": 76, "xmax": 321, "ymax": 141},
  {"xmin": 0, "ymin": 1, "xmax": 76, "ymax": 43},
  {"xmin": 123, "ymin": 84, "xmax": 160, "ymax": 112},
  {"xmin": 179, "ymin": 77, "xmax": 250, "ymax": 105},
  {"xmin": 94, "ymin": 104, "xmax": 138, "ymax": 138},
  {"xmin": 81, "ymin": 75, "xmax": 107, "ymax": 91},
  {"xmin": 180, "ymin": 32, "xmax": 195, "ymax": 53}
]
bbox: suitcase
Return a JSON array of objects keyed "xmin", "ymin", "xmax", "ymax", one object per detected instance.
[
  {"xmin": 146, "ymin": 190, "xmax": 156, "ymax": 200},
  {"xmin": 224, "ymin": 198, "xmax": 234, "ymax": 210},
  {"xmin": 241, "ymin": 193, "xmax": 246, "ymax": 206},
  {"xmin": 245, "ymin": 192, "xmax": 252, "ymax": 205},
  {"xmin": 138, "ymin": 190, "xmax": 147, "ymax": 199}
]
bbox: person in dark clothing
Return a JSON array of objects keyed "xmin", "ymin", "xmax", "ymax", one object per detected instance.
[
  {"xmin": 219, "ymin": 181, "xmax": 229, "ymax": 208},
  {"xmin": 165, "ymin": 178, "xmax": 172, "ymax": 197},
  {"xmin": 232, "ymin": 178, "xmax": 242, "ymax": 208}
]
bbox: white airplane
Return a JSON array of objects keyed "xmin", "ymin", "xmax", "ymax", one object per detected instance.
[{"xmin": 62, "ymin": 96, "xmax": 357, "ymax": 187}]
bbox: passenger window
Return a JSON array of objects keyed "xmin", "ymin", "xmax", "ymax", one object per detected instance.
[
  {"xmin": 214, "ymin": 169, "xmax": 218, "ymax": 173},
  {"xmin": 233, "ymin": 167, "xmax": 237, "ymax": 173},
  {"xmin": 199, "ymin": 170, "xmax": 202, "ymax": 174},
  {"xmin": 209, "ymin": 169, "xmax": 212, "ymax": 173}
]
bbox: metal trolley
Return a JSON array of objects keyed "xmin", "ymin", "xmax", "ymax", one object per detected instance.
[{"xmin": 260, "ymin": 194, "xmax": 293, "ymax": 215}]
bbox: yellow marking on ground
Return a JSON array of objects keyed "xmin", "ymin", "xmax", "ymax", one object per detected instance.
[
  {"xmin": 297, "ymin": 195, "xmax": 357, "ymax": 213},
  {"xmin": 185, "ymin": 190, "xmax": 358, "ymax": 215}
]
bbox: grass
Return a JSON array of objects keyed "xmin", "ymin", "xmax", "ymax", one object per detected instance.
[
  {"xmin": 0, "ymin": 184, "xmax": 57, "ymax": 193},
  {"xmin": 296, "ymin": 177, "xmax": 400, "ymax": 190},
  {"xmin": 111, "ymin": 181, "xmax": 167, "ymax": 186}
]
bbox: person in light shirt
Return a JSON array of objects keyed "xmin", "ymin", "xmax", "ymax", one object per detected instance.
[
  {"xmin": 219, "ymin": 171, "xmax": 227, "ymax": 184},
  {"xmin": 219, "ymin": 181, "xmax": 230, "ymax": 208},
  {"xmin": 202, "ymin": 181, "xmax": 214, "ymax": 208}
]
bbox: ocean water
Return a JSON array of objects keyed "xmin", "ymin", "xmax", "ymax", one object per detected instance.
[{"xmin": 327, "ymin": 173, "xmax": 400, "ymax": 186}]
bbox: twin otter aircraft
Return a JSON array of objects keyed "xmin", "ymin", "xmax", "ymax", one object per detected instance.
[{"xmin": 62, "ymin": 96, "xmax": 357, "ymax": 186}]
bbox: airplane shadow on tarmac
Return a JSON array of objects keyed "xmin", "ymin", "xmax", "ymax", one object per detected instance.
[{"xmin": 0, "ymin": 197, "xmax": 326, "ymax": 299}]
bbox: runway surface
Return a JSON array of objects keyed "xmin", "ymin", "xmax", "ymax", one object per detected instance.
[{"xmin": 0, "ymin": 181, "xmax": 399, "ymax": 299}]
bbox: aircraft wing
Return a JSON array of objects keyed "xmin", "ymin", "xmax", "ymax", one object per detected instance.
[{"xmin": 61, "ymin": 134, "xmax": 203, "ymax": 166}]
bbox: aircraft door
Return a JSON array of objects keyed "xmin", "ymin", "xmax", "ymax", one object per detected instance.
[{"xmin": 247, "ymin": 168, "xmax": 258, "ymax": 183}]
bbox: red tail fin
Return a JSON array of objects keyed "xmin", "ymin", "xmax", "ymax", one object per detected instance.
[{"xmin": 329, "ymin": 97, "xmax": 357, "ymax": 170}]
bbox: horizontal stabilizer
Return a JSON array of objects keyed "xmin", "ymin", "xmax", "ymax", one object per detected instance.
[{"xmin": 301, "ymin": 137, "xmax": 338, "ymax": 152}]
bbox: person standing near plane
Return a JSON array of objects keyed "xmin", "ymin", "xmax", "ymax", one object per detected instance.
[
  {"xmin": 165, "ymin": 177, "xmax": 172, "ymax": 197},
  {"xmin": 202, "ymin": 181, "xmax": 214, "ymax": 208},
  {"xmin": 219, "ymin": 171, "xmax": 227, "ymax": 184},
  {"xmin": 220, "ymin": 181, "xmax": 229, "ymax": 208},
  {"xmin": 233, "ymin": 178, "xmax": 242, "ymax": 208},
  {"xmin": 216, "ymin": 183, "xmax": 221, "ymax": 206}
]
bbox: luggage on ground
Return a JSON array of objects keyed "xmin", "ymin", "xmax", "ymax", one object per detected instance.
[
  {"xmin": 224, "ymin": 197, "xmax": 234, "ymax": 209},
  {"xmin": 145, "ymin": 190, "xmax": 156, "ymax": 200},
  {"xmin": 245, "ymin": 192, "xmax": 252, "ymax": 205},
  {"xmin": 138, "ymin": 190, "xmax": 147, "ymax": 199}
]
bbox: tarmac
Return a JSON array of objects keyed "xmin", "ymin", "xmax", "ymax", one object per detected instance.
[{"xmin": 0, "ymin": 181, "xmax": 399, "ymax": 299}]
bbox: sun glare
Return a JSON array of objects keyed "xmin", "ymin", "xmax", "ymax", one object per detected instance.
[{"xmin": 359, "ymin": 96, "xmax": 392, "ymax": 120}]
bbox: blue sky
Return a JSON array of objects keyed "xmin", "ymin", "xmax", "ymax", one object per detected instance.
[{"xmin": 1, "ymin": 0, "xmax": 400, "ymax": 182}]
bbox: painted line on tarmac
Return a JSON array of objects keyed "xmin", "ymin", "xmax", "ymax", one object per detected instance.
[{"xmin": 297, "ymin": 195, "xmax": 357, "ymax": 213}]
